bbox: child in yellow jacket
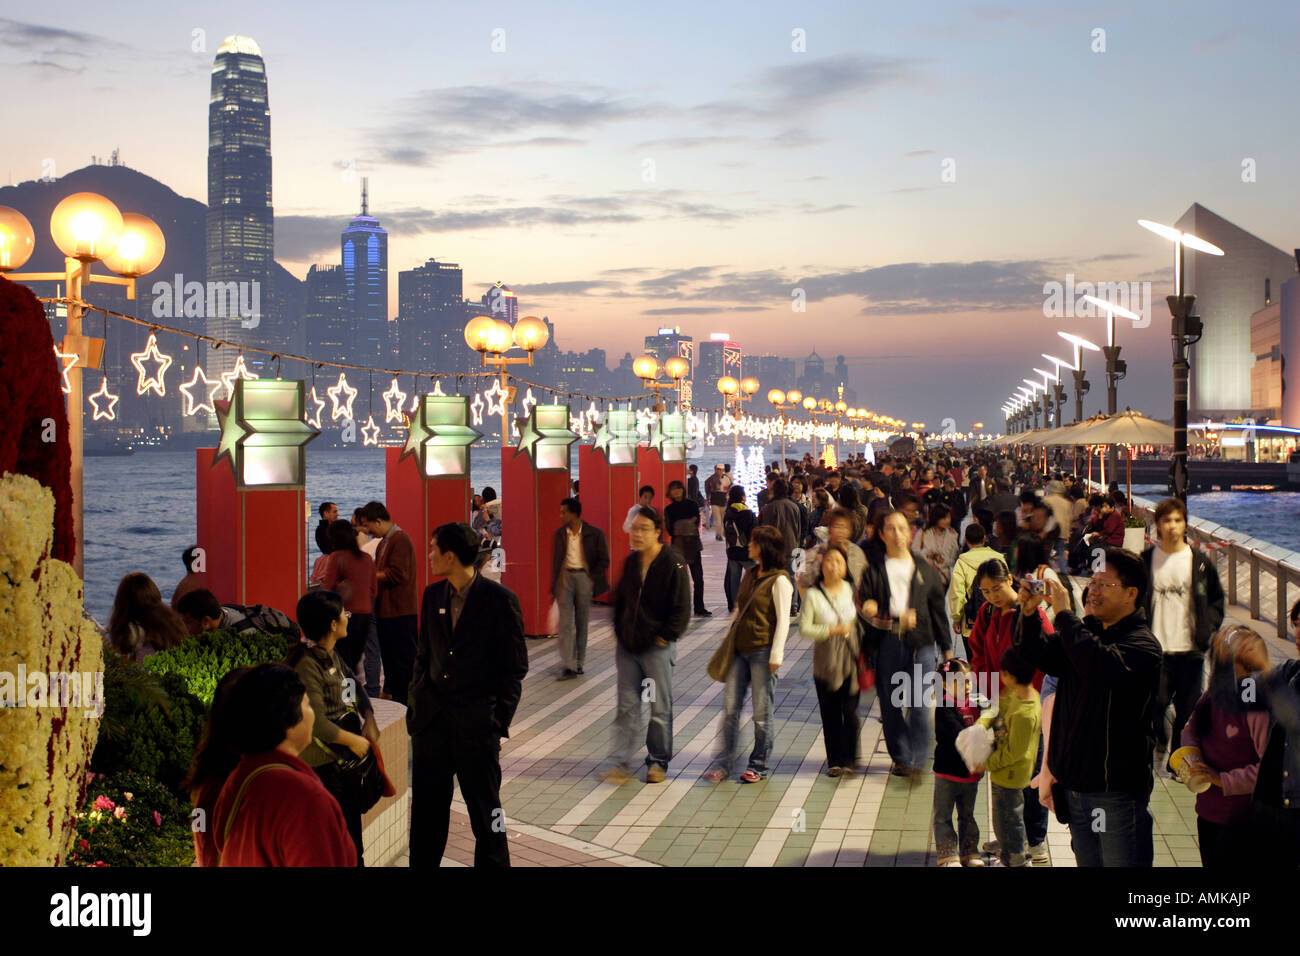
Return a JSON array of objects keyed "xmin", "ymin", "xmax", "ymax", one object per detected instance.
[{"xmin": 976, "ymin": 647, "xmax": 1040, "ymax": 867}]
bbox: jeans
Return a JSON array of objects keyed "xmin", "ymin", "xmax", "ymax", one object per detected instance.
[
  {"xmin": 1065, "ymin": 790, "xmax": 1154, "ymax": 867},
  {"xmin": 725, "ymin": 558, "xmax": 755, "ymax": 611},
  {"xmin": 362, "ymin": 614, "xmax": 382, "ymax": 698},
  {"xmin": 713, "ymin": 647, "xmax": 777, "ymax": 776},
  {"xmin": 991, "ymin": 782, "xmax": 1028, "ymax": 866},
  {"xmin": 1023, "ymin": 731, "xmax": 1047, "ymax": 846},
  {"xmin": 1153, "ymin": 652, "xmax": 1205, "ymax": 754},
  {"xmin": 877, "ymin": 634, "xmax": 937, "ymax": 771},
  {"xmin": 410, "ymin": 719, "xmax": 509, "ymax": 867},
  {"xmin": 376, "ymin": 614, "xmax": 417, "ymax": 706},
  {"xmin": 932, "ymin": 778, "xmax": 979, "ymax": 862},
  {"xmin": 611, "ymin": 641, "xmax": 675, "ymax": 770},
  {"xmin": 814, "ymin": 677, "xmax": 860, "ymax": 769},
  {"xmin": 679, "ymin": 543, "xmax": 706, "ymax": 612},
  {"xmin": 556, "ymin": 569, "xmax": 593, "ymax": 671}
]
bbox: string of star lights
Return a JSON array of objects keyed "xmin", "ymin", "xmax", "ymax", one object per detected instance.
[{"xmin": 36, "ymin": 304, "xmax": 971, "ymax": 444}]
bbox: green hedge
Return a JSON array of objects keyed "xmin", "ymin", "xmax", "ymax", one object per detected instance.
[
  {"xmin": 143, "ymin": 627, "xmax": 296, "ymax": 707},
  {"xmin": 69, "ymin": 771, "xmax": 195, "ymax": 867}
]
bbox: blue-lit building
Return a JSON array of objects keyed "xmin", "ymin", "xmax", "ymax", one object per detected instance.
[{"xmin": 341, "ymin": 178, "xmax": 389, "ymax": 364}]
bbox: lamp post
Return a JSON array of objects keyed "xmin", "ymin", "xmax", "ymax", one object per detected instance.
[
  {"xmin": 717, "ymin": 374, "xmax": 759, "ymax": 457},
  {"xmin": 1057, "ymin": 331, "xmax": 1101, "ymax": 423},
  {"xmin": 1022, "ymin": 380, "xmax": 1046, "ymax": 431},
  {"xmin": 465, "ymin": 313, "xmax": 551, "ymax": 443},
  {"xmin": 2, "ymin": 195, "xmax": 166, "ymax": 579},
  {"xmin": 767, "ymin": 387, "xmax": 800, "ymax": 471},
  {"xmin": 1081, "ymin": 293, "xmax": 1144, "ymax": 484},
  {"xmin": 1138, "ymin": 219, "xmax": 1226, "ymax": 502}
]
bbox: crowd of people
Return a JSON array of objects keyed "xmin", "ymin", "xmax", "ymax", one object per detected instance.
[{"xmin": 100, "ymin": 447, "xmax": 1299, "ymax": 869}]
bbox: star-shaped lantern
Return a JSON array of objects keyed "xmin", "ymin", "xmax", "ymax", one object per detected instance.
[
  {"xmin": 649, "ymin": 411, "xmax": 688, "ymax": 462},
  {"xmin": 590, "ymin": 409, "xmax": 639, "ymax": 466},
  {"xmin": 518, "ymin": 387, "xmax": 538, "ymax": 419},
  {"xmin": 218, "ymin": 353, "xmax": 257, "ymax": 401},
  {"xmin": 469, "ymin": 392, "xmax": 486, "ymax": 427},
  {"xmin": 514, "ymin": 403, "xmax": 579, "ymax": 471},
  {"xmin": 53, "ymin": 344, "xmax": 78, "ymax": 394},
  {"xmin": 88, "ymin": 377, "xmax": 119, "ymax": 422},
  {"xmin": 327, "ymin": 373, "xmax": 358, "ymax": 422},
  {"xmin": 213, "ymin": 379, "xmax": 320, "ymax": 490},
  {"xmin": 382, "ymin": 377, "xmax": 408, "ymax": 424},
  {"xmin": 306, "ymin": 386, "xmax": 326, "ymax": 429},
  {"xmin": 360, "ymin": 415, "xmax": 381, "ymax": 447},
  {"xmin": 131, "ymin": 333, "xmax": 173, "ymax": 396},
  {"xmin": 180, "ymin": 365, "xmax": 222, "ymax": 417},
  {"xmin": 400, "ymin": 394, "xmax": 483, "ymax": 478},
  {"xmin": 484, "ymin": 378, "xmax": 509, "ymax": 416}
]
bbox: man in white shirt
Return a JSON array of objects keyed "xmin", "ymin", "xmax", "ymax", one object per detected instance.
[
  {"xmin": 622, "ymin": 485, "xmax": 656, "ymax": 534},
  {"xmin": 1141, "ymin": 497, "xmax": 1224, "ymax": 771},
  {"xmin": 858, "ymin": 510, "xmax": 954, "ymax": 778}
]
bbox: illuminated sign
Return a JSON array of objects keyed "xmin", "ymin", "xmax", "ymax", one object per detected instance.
[
  {"xmin": 400, "ymin": 394, "xmax": 483, "ymax": 478},
  {"xmin": 213, "ymin": 379, "xmax": 319, "ymax": 490}
]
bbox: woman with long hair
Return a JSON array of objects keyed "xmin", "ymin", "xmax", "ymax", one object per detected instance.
[
  {"xmin": 108, "ymin": 572, "xmax": 189, "ymax": 662},
  {"xmin": 320, "ymin": 518, "xmax": 377, "ymax": 671},
  {"xmin": 665, "ymin": 478, "xmax": 709, "ymax": 616},
  {"xmin": 184, "ymin": 666, "xmax": 252, "ymax": 866},
  {"xmin": 705, "ymin": 526, "xmax": 792, "ymax": 783},
  {"xmin": 912, "ymin": 502, "xmax": 959, "ymax": 585},
  {"xmin": 798, "ymin": 544, "xmax": 862, "ymax": 777}
]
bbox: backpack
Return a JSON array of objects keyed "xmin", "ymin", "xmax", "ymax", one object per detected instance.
[{"xmin": 225, "ymin": 603, "xmax": 302, "ymax": 643}]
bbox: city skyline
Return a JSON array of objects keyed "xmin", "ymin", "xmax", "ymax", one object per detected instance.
[{"xmin": 4, "ymin": 2, "xmax": 1300, "ymax": 425}]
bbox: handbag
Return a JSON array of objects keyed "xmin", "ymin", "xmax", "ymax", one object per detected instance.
[
  {"xmin": 320, "ymin": 710, "xmax": 391, "ymax": 814},
  {"xmin": 707, "ymin": 569, "xmax": 769, "ymax": 682}
]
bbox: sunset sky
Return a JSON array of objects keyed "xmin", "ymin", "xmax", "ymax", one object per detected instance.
[{"xmin": 3, "ymin": 0, "xmax": 1298, "ymax": 426}]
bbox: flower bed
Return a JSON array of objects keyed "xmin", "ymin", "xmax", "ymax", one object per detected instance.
[{"xmin": 68, "ymin": 771, "xmax": 195, "ymax": 868}]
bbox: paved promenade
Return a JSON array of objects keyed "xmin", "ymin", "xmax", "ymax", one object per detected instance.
[{"xmin": 399, "ymin": 535, "xmax": 1297, "ymax": 867}]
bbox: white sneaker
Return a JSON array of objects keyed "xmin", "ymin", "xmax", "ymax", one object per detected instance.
[{"xmin": 1028, "ymin": 842, "xmax": 1049, "ymax": 865}]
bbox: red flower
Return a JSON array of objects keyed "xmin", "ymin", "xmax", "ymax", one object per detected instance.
[
  {"xmin": 153, "ymin": 811, "xmax": 162, "ymax": 827},
  {"xmin": 78, "ymin": 839, "xmax": 89, "ymax": 850}
]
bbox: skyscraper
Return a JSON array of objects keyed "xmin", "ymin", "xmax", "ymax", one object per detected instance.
[
  {"xmin": 206, "ymin": 35, "xmax": 274, "ymax": 384},
  {"xmin": 643, "ymin": 326, "xmax": 694, "ymax": 404},
  {"xmin": 696, "ymin": 333, "xmax": 742, "ymax": 409},
  {"xmin": 397, "ymin": 258, "xmax": 465, "ymax": 372},
  {"xmin": 304, "ymin": 264, "xmax": 349, "ymax": 361},
  {"xmin": 482, "ymin": 282, "xmax": 518, "ymax": 324},
  {"xmin": 341, "ymin": 178, "xmax": 389, "ymax": 366}
]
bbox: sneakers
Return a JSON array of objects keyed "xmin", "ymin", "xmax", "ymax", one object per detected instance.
[
  {"xmin": 981, "ymin": 839, "xmax": 1001, "ymax": 855},
  {"xmin": 826, "ymin": 767, "xmax": 843, "ymax": 778},
  {"xmin": 557, "ymin": 668, "xmax": 578, "ymax": 681},
  {"xmin": 961, "ymin": 855, "xmax": 985, "ymax": 867},
  {"xmin": 937, "ymin": 856, "xmax": 961, "ymax": 868},
  {"xmin": 1028, "ymin": 842, "xmax": 1049, "ymax": 865},
  {"xmin": 703, "ymin": 768, "xmax": 726, "ymax": 783},
  {"xmin": 602, "ymin": 767, "xmax": 632, "ymax": 785},
  {"xmin": 646, "ymin": 765, "xmax": 667, "ymax": 784}
]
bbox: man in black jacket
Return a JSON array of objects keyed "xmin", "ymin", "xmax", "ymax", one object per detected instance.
[
  {"xmin": 1141, "ymin": 497, "xmax": 1224, "ymax": 769},
  {"xmin": 550, "ymin": 497, "xmax": 610, "ymax": 680},
  {"xmin": 315, "ymin": 501, "xmax": 337, "ymax": 555},
  {"xmin": 408, "ymin": 522, "xmax": 528, "ymax": 867},
  {"xmin": 857, "ymin": 510, "xmax": 953, "ymax": 778},
  {"xmin": 605, "ymin": 506, "xmax": 692, "ymax": 785},
  {"xmin": 1014, "ymin": 547, "xmax": 1162, "ymax": 866}
]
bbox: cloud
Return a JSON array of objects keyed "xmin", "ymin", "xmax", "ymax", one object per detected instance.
[
  {"xmin": 757, "ymin": 54, "xmax": 917, "ymax": 108},
  {"xmin": 642, "ymin": 306, "xmax": 768, "ymax": 315},
  {"xmin": 0, "ymin": 17, "xmax": 98, "ymax": 46},
  {"xmin": 904, "ymin": 149, "xmax": 936, "ymax": 157}
]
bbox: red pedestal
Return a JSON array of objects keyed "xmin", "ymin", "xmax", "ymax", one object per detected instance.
[
  {"xmin": 384, "ymin": 447, "xmax": 471, "ymax": 599},
  {"xmin": 195, "ymin": 448, "xmax": 305, "ymax": 613},
  {"xmin": 501, "ymin": 448, "xmax": 570, "ymax": 637},
  {"xmin": 636, "ymin": 447, "xmax": 687, "ymax": 543},
  {"xmin": 578, "ymin": 445, "xmax": 635, "ymax": 599}
]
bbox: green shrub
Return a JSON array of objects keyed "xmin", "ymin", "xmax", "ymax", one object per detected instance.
[
  {"xmin": 1124, "ymin": 514, "xmax": 1147, "ymax": 529},
  {"xmin": 68, "ymin": 771, "xmax": 195, "ymax": 867},
  {"xmin": 90, "ymin": 643, "xmax": 205, "ymax": 795},
  {"xmin": 144, "ymin": 627, "xmax": 296, "ymax": 707}
]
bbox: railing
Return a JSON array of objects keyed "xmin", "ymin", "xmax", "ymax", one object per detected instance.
[{"xmin": 1118, "ymin": 491, "xmax": 1300, "ymax": 643}]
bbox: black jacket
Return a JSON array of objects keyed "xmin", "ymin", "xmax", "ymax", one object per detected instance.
[
  {"xmin": 408, "ymin": 573, "xmax": 529, "ymax": 739},
  {"xmin": 1140, "ymin": 545, "xmax": 1225, "ymax": 653},
  {"xmin": 856, "ymin": 555, "xmax": 952, "ymax": 653},
  {"xmin": 613, "ymin": 546, "xmax": 692, "ymax": 654},
  {"xmin": 315, "ymin": 519, "xmax": 331, "ymax": 556},
  {"xmin": 550, "ymin": 521, "xmax": 611, "ymax": 598},
  {"xmin": 933, "ymin": 701, "xmax": 984, "ymax": 779},
  {"xmin": 1014, "ymin": 607, "xmax": 1162, "ymax": 797}
]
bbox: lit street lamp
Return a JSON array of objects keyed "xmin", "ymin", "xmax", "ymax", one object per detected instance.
[
  {"xmin": 1138, "ymin": 218, "xmax": 1226, "ymax": 502},
  {"xmin": 1058, "ymin": 331, "xmax": 1101, "ymax": 423},
  {"xmin": 2, "ymin": 194, "xmax": 167, "ymax": 578},
  {"xmin": 465, "ymin": 313, "xmax": 550, "ymax": 442},
  {"xmin": 1081, "ymin": 293, "xmax": 1144, "ymax": 482},
  {"xmin": 767, "ymin": 387, "xmax": 801, "ymax": 470}
]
